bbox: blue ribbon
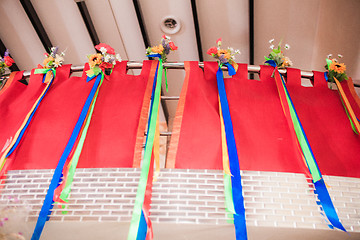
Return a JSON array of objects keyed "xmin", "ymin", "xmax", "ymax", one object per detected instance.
[
  {"xmin": 314, "ymin": 179, "xmax": 346, "ymax": 231},
  {"xmin": 31, "ymin": 73, "xmax": 102, "ymax": 240},
  {"xmin": 265, "ymin": 60, "xmax": 277, "ymax": 68},
  {"xmin": 147, "ymin": 54, "xmax": 161, "ymax": 58},
  {"xmin": 224, "ymin": 63, "xmax": 236, "ymax": 76},
  {"xmin": 278, "ymin": 72, "xmax": 346, "ymax": 232},
  {"xmin": 5, "ymin": 74, "xmax": 55, "ymax": 158},
  {"xmin": 217, "ymin": 66, "xmax": 247, "ymax": 240},
  {"xmin": 324, "ymin": 72, "xmax": 329, "ymax": 82}
]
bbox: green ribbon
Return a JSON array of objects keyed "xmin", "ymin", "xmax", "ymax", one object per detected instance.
[
  {"xmin": 59, "ymin": 73, "xmax": 104, "ymax": 202},
  {"xmin": 224, "ymin": 174, "xmax": 235, "ymax": 223},
  {"xmin": 280, "ymin": 76, "xmax": 322, "ymax": 182},
  {"xmin": 164, "ymin": 67, "xmax": 168, "ymax": 92},
  {"xmin": 128, "ymin": 59, "xmax": 163, "ymax": 240}
]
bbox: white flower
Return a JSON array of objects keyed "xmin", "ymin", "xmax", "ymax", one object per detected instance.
[
  {"xmin": 327, "ymin": 54, "xmax": 332, "ymax": 59},
  {"xmin": 104, "ymin": 54, "xmax": 111, "ymax": 62},
  {"xmin": 235, "ymin": 49, "xmax": 241, "ymax": 54},
  {"xmin": 270, "ymin": 44, "xmax": 274, "ymax": 50},
  {"xmin": 100, "ymin": 47, "xmax": 107, "ymax": 54},
  {"xmin": 269, "ymin": 39, "xmax": 274, "ymax": 44},
  {"xmin": 54, "ymin": 54, "xmax": 64, "ymax": 67},
  {"xmin": 338, "ymin": 54, "xmax": 343, "ymax": 58},
  {"xmin": 116, "ymin": 54, "xmax": 122, "ymax": 62},
  {"xmin": 284, "ymin": 44, "xmax": 290, "ymax": 50}
]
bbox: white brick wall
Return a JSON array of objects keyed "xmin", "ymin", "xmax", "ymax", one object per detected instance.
[{"xmin": 1, "ymin": 168, "xmax": 359, "ymax": 233}]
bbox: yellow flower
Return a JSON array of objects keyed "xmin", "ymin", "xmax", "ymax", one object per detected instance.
[
  {"xmin": 43, "ymin": 56, "xmax": 54, "ymax": 67},
  {"xmin": 151, "ymin": 44, "xmax": 164, "ymax": 54},
  {"xmin": 329, "ymin": 60, "xmax": 346, "ymax": 74},
  {"xmin": 217, "ymin": 49, "xmax": 231, "ymax": 59},
  {"xmin": 88, "ymin": 53, "xmax": 102, "ymax": 68},
  {"xmin": 281, "ymin": 57, "xmax": 292, "ymax": 67}
]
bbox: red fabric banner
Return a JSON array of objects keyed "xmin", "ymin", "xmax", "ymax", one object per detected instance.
[
  {"xmin": 7, "ymin": 61, "xmax": 155, "ymax": 170},
  {"xmin": 169, "ymin": 63, "xmax": 360, "ymax": 177},
  {"xmin": 169, "ymin": 61, "xmax": 222, "ymax": 169},
  {"xmin": 225, "ymin": 65, "xmax": 306, "ymax": 173},
  {"xmin": 170, "ymin": 62, "xmax": 305, "ymax": 173},
  {"xmin": 78, "ymin": 60, "xmax": 155, "ymax": 168},
  {"xmin": 286, "ymin": 69, "xmax": 360, "ymax": 178},
  {"xmin": 0, "ymin": 70, "xmax": 42, "ymax": 155}
]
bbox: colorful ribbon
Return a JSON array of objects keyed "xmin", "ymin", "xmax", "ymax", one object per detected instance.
[
  {"xmin": 217, "ymin": 63, "xmax": 247, "ymax": 240},
  {"xmin": 31, "ymin": 73, "xmax": 103, "ymax": 240},
  {"xmin": 128, "ymin": 58, "xmax": 162, "ymax": 240},
  {"xmin": 333, "ymin": 77, "xmax": 360, "ymax": 134},
  {"xmin": 0, "ymin": 68, "xmax": 55, "ymax": 177},
  {"xmin": 271, "ymin": 65, "xmax": 346, "ymax": 232},
  {"xmin": 54, "ymin": 74, "xmax": 104, "ymax": 204}
]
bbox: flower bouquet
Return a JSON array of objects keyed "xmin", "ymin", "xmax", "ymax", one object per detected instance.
[
  {"xmin": 207, "ymin": 38, "xmax": 240, "ymax": 71},
  {"xmin": 325, "ymin": 54, "xmax": 348, "ymax": 83},
  {"xmin": 0, "ymin": 50, "xmax": 15, "ymax": 86},
  {"xmin": 264, "ymin": 39, "xmax": 292, "ymax": 69},
  {"xmin": 146, "ymin": 35, "xmax": 178, "ymax": 62},
  {"xmin": 86, "ymin": 43, "xmax": 121, "ymax": 77}
]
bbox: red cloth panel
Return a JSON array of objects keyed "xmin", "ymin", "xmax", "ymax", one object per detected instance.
[
  {"xmin": 8, "ymin": 61, "xmax": 154, "ymax": 170},
  {"xmin": 173, "ymin": 61, "xmax": 222, "ymax": 169},
  {"xmin": 0, "ymin": 71, "xmax": 43, "ymax": 154},
  {"xmin": 8, "ymin": 64, "xmax": 89, "ymax": 169},
  {"xmin": 77, "ymin": 61, "xmax": 153, "ymax": 168},
  {"xmin": 224, "ymin": 64, "xmax": 306, "ymax": 173},
  {"xmin": 173, "ymin": 62, "xmax": 306, "ymax": 173},
  {"xmin": 286, "ymin": 69, "xmax": 360, "ymax": 178}
]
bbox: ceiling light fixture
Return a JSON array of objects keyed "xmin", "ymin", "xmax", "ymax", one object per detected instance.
[{"xmin": 160, "ymin": 16, "xmax": 181, "ymax": 35}]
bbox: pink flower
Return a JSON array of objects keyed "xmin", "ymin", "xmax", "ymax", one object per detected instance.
[
  {"xmin": 4, "ymin": 56, "xmax": 14, "ymax": 67},
  {"xmin": 95, "ymin": 43, "xmax": 115, "ymax": 55},
  {"xmin": 169, "ymin": 41, "xmax": 178, "ymax": 51},
  {"xmin": 216, "ymin": 38, "xmax": 222, "ymax": 46},
  {"xmin": 207, "ymin": 47, "xmax": 217, "ymax": 55}
]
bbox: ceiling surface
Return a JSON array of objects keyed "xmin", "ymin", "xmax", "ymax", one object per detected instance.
[{"xmin": 0, "ymin": 0, "xmax": 359, "ymax": 123}]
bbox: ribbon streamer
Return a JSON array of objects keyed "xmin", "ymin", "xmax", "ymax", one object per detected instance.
[
  {"xmin": 219, "ymin": 98, "xmax": 235, "ymax": 220},
  {"xmin": 0, "ymin": 68, "xmax": 55, "ymax": 176},
  {"xmin": 217, "ymin": 64, "xmax": 247, "ymax": 240},
  {"xmin": 54, "ymin": 74, "xmax": 104, "ymax": 203},
  {"xmin": 31, "ymin": 73, "xmax": 103, "ymax": 240},
  {"xmin": 273, "ymin": 68, "xmax": 346, "ymax": 232},
  {"xmin": 333, "ymin": 77, "xmax": 360, "ymax": 134},
  {"xmin": 128, "ymin": 59, "xmax": 162, "ymax": 240}
]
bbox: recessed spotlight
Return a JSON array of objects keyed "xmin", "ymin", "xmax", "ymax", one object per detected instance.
[{"xmin": 160, "ymin": 16, "xmax": 181, "ymax": 35}]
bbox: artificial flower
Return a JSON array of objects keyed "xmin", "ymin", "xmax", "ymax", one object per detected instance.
[
  {"xmin": 169, "ymin": 41, "xmax": 178, "ymax": 51},
  {"xmin": 207, "ymin": 47, "xmax": 218, "ymax": 56},
  {"xmin": 329, "ymin": 60, "xmax": 346, "ymax": 74},
  {"xmin": 99, "ymin": 62, "xmax": 113, "ymax": 69},
  {"xmin": 207, "ymin": 38, "xmax": 240, "ymax": 68},
  {"xmin": 95, "ymin": 43, "xmax": 115, "ymax": 55},
  {"xmin": 151, "ymin": 44, "xmax": 164, "ymax": 54},
  {"xmin": 146, "ymin": 35, "xmax": 178, "ymax": 62},
  {"xmin": 4, "ymin": 56, "xmax": 14, "ymax": 67},
  {"xmin": 88, "ymin": 53, "xmax": 102, "ymax": 68},
  {"xmin": 0, "ymin": 49, "xmax": 15, "ymax": 83},
  {"xmin": 264, "ymin": 39, "xmax": 292, "ymax": 69},
  {"xmin": 325, "ymin": 54, "xmax": 348, "ymax": 82},
  {"xmin": 40, "ymin": 47, "xmax": 65, "ymax": 69},
  {"xmin": 86, "ymin": 43, "xmax": 121, "ymax": 77}
]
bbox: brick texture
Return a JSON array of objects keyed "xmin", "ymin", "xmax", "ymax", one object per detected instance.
[{"xmin": 1, "ymin": 168, "xmax": 359, "ymax": 232}]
